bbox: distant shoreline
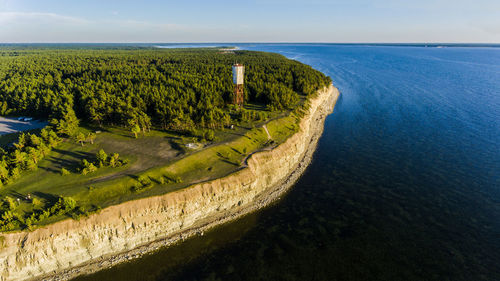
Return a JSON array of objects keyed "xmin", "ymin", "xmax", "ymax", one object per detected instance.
[{"xmin": 1, "ymin": 43, "xmax": 499, "ymax": 49}]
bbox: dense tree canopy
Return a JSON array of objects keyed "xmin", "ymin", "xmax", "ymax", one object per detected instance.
[{"xmin": 0, "ymin": 48, "xmax": 331, "ymax": 132}]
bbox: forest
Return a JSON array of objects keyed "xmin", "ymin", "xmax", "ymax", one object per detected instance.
[{"xmin": 0, "ymin": 48, "xmax": 330, "ymax": 132}]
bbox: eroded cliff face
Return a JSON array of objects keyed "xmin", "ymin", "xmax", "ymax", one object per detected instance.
[{"xmin": 0, "ymin": 85, "xmax": 339, "ymax": 281}]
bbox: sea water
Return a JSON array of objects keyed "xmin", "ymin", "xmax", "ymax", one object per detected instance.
[{"xmin": 75, "ymin": 44, "xmax": 500, "ymax": 281}]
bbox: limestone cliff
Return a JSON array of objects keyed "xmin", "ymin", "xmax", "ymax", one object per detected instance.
[{"xmin": 0, "ymin": 85, "xmax": 339, "ymax": 281}]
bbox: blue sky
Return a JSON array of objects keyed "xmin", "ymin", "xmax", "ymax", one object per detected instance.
[{"xmin": 0, "ymin": 0, "xmax": 499, "ymax": 43}]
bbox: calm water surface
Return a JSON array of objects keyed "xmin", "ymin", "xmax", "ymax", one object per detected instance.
[{"xmin": 75, "ymin": 44, "xmax": 500, "ymax": 281}]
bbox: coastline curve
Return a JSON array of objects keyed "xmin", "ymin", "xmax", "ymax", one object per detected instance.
[{"xmin": 0, "ymin": 84, "xmax": 340, "ymax": 281}]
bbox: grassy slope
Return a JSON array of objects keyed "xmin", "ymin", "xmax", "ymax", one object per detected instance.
[{"xmin": 0, "ymin": 108, "xmax": 300, "ymax": 230}]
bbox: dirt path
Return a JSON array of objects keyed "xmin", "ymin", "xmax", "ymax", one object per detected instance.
[{"xmin": 262, "ymin": 125, "xmax": 272, "ymax": 140}]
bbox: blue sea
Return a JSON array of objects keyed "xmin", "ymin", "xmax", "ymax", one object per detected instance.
[{"xmin": 75, "ymin": 44, "xmax": 500, "ymax": 281}]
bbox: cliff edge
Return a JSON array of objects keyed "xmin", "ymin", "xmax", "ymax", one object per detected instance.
[{"xmin": 0, "ymin": 84, "xmax": 340, "ymax": 281}]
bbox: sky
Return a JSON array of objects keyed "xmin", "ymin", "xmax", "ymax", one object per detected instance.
[{"xmin": 0, "ymin": 0, "xmax": 499, "ymax": 43}]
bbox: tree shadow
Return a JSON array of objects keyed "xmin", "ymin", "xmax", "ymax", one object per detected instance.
[
  {"xmin": 45, "ymin": 148, "xmax": 95, "ymax": 172},
  {"xmin": 216, "ymin": 151, "xmax": 228, "ymax": 160},
  {"xmin": 113, "ymin": 131, "xmax": 136, "ymax": 139},
  {"xmin": 52, "ymin": 148, "xmax": 95, "ymax": 160},
  {"xmin": 32, "ymin": 191, "xmax": 59, "ymax": 204},
  {"xmin": 7, "ymin": 190, "xmax": 27, "ymax": 200},
  {"xmin": 168, "ymin": 139, "xmax": 187, "ymax": 153},
  {"xmin": 149, "ymin": 176, "xmax": 162, "ymax": 184},
  {"xmin": 220, "ymin": 159, "xmax": 239, "ymax": 167},
  {"xmin": 28, "ymin": 148, "xmax": 95, "ymax": 175},
  {"xmin": 230, "ymin": 147, "xmax": 242, "ymax": 154},
  {"xmin": 79, "ymin": 123, "xmax": 110, "ymax": 133},
  {"xmin": 38, "ymin": 165, "xmax": 62, "ymax": 173},
  {"xmin": 126, "ymin": 174, "xmax": 139, "ymax": 180},
  {"xmin": 46, "ymin": 156, "xmax": 79, "ymax": 167}
]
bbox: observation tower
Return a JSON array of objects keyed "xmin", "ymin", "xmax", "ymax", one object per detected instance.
[{"xmin": 232, "ymin": 64, "xmax": 244, "ymax": 107}]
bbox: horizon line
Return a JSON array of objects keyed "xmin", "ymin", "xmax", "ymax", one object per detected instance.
[{"xmin": 1, "ymin": 42, "xmax": 500, "ymax": 44}]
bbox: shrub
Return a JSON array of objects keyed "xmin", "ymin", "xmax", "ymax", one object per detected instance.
[
  {"xmin": 31, "ymin": 197, "xmax": 43, "ymax": 208},
  {"xmin": 49, "ymin": 196, "xmax": 77, "ymax": 215},
  {"xmin": 96, "ymin": 149, "xmax": 108, "ymax": 165},
  {"xmin": 9, "ymin": 166, "xmax": 21, "ymax": 181},
  {"xmin": 132, "ymin": 176, "xmax": 155, "ymax": 192},
  {"xmin": 79, "ymin": 151, "xmax": 123, "ymax": 175},
  {"xmin": 137, "ymin": 175, "xmax": 152, "ymax": 187},
  {"xmin": 159, "ymin": 176, "xmax": 166, "ymax": 184},
  {"xmin": 81, "ymin": 159, "xmax": 97, "ymax": 175},
  {"xmin": 62, "ymin": 197, "xmax": 76, "ymax": 210},
  {"xmin": 205, "ymin": 130, "xmax": 215, "ymax": 141},
  {"xmin": 109, "ymin": 153, "xmax": 122, "ymax": 168},
  {"xmin": 164, "ymin": 172, "xmax": 182, "ymax": 184},
  {"xmin": 76, "ymin": 132, "xmax": 86, "ymax": 146},
  {"xmin": 3, "ymin": 196, "xmax": 17, "ymax": 211},
  {"xmin": 61, "ymin": 167, "xmax": 70, "ymax": 176}
]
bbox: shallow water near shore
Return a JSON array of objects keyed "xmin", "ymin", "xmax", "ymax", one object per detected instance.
[{"xmin": 74, "ymin": 44, "xmax": 500, "ymax": 281}]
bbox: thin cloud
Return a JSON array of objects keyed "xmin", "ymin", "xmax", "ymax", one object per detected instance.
[
  {"xmin": 0, "ymin": 11, "xmax": 209, "ymax": 43},
  {"xmin": 0, "ymin": 12, "xmax": 89, "ymax": 24},
  {"xmin": 0, "ymin": 5, "xmax": 498, "ymax": 43}
]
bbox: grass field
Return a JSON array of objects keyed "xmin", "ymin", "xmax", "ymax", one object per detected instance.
[{"xmin": 0, "ymin": 106, "xmax": 302, "ymax": 231}]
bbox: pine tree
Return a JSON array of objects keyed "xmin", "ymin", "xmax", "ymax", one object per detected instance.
[
  {"xmin": 0, "ymin": 160, "xmax": 9, "ymax": 184},
  {"xmin": 131, "ymin": 124, "xmax": 141, "ymax": 138},
  {"xmin": 87, "ymin": 132, "xmax": 96, "ymax": 144},
  {"xmin": 76, "ymin": 132, "xmax": 86, "ymax": 146},
  {"xmin": 96, "ymin": 149, "xmax": 108, "ymax": 166},
  {"xmin": 13, "ymin": 133, "xmax": 26, "ymax": 151}
]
